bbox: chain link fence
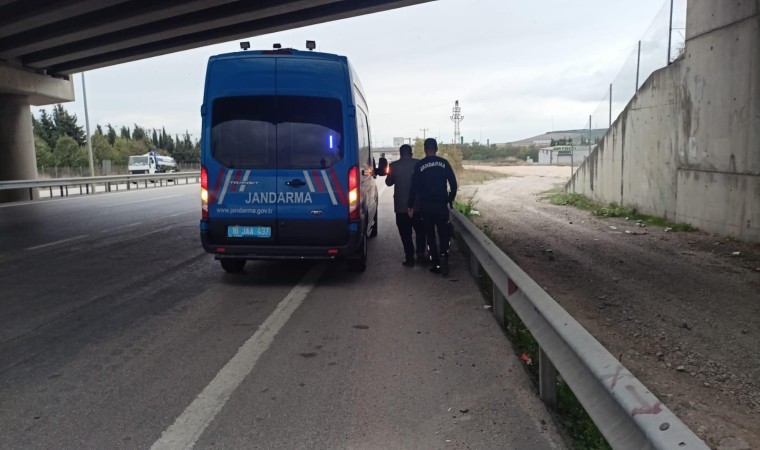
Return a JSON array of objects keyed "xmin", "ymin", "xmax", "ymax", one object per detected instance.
[{"xmin": 582, "ymin": 0, "xmax": 686, "ymax": 141}]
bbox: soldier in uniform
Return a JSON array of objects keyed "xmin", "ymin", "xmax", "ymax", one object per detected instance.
[{"xmin": 407, "ymin": 138, "xmax": 458, "ymax": 276}]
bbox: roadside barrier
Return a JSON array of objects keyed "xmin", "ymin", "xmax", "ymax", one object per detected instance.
[
  {"xmin": 0, "ymin": 172, "xmax": 200, "ymax": 199},
  {"xmin": 450, "ymin": 208, "xmax": 708, "ymax": 450}
]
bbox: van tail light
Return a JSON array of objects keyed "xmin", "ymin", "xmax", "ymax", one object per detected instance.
[
  {"xmin": 348, "ymin": 166, "xmax": 359, "ymax": 221},
  {"xmin": 201, "ymin": 165, "xmax": 209, "ymax": 220}
]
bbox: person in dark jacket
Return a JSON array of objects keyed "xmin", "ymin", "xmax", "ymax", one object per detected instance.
[
  {"xmin": 385, "ymin": 144, "xmax": 426, "ymax": 267},
  {"xmin": 407, "ymin": 138, "xmax": 458, "ymax": 276}
]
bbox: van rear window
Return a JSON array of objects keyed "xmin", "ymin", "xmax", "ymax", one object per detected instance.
[{"xmin": 212, "ymin": 96, "xmax": 343, "ymax": 169}]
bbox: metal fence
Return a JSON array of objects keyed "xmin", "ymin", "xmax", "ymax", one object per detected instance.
[
  {"xmin": 450, "ymin": 208, "xmax": 708, "ymax": 449},
  {"xmin": 582, "ymin": 0, "xmax": 686, "ymax": 137},
  {"xmin": 0, "ymin": 172, "xmax": 200, "ymax": 200},
  {"xmin": 37, "ymin": 163, "xmax": 201, "ymax": 179}
]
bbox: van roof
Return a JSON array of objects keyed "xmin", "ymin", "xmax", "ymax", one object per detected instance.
[{"xmin": 208, "ymin": 48, "xmax": 348, "ymax": 64}]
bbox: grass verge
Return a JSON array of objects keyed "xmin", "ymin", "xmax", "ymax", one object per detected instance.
[
  {"xmin": 546, "ymin": 191, "xmax": 697, "ymax": 232},
  {"xmin": 457, "ymin": 167, "xmax": 507, "ymax": 186}
]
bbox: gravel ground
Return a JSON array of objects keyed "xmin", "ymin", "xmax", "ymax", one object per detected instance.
[{"xmin": 459, "ymin": 164, "xmax": 760, "ymax": 450}]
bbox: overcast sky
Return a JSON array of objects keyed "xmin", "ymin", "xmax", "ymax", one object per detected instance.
[{"xmin": 34, "ymin": 0, "xmax": 686, "ymax": 147}]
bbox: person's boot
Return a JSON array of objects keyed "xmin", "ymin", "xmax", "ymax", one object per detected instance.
[
  {"xmin": 429, "ymin": 258, "xmax": 441, "ymax": 274},
  {"xmin": 402, "ymin": 255, "xmax": 415, "ymax": 267},
  {"xmin": 440, "ymin": 253, "xmax": 449, "ymax": 276}
]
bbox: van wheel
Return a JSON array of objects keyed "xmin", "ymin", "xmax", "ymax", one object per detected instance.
[
  {"xmin": 220, "ymin": 259, "xmax": 246, "ymax": 273},
  {"xmin": 348, "ymin": 234, "xmax": 367, "ymax": 273},
  {"xmin": 368, "ymin": 209, "xmax": 378, "ymax": 238}
]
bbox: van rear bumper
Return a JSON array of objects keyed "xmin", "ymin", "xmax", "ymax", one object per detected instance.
[{"xmin": 200, "ymin": 230, "xmax": 363, "ymax": 260}]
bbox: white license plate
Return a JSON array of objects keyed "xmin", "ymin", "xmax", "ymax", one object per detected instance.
[{"xmin": 227, "ymin": 225, "xmax": 271, "ymax": 238}]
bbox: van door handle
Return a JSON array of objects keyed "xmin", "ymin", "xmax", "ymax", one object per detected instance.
[{"xmin": 286, "ymin": 179, "xmax": 305, "ymax": 187}]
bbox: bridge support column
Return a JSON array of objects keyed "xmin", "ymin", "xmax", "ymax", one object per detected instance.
[
  {"xmin": 0, "ymin": 94, "xmax": 38, "ymax": 202},
  {"xmin": 0, "ymin": 64, "xmax": 75, "ymax": 202}
]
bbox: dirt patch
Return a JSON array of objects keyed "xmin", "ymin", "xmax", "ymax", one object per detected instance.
[{"xmin": 459, "ymin": 165, "xmax": 760, "ymax": 449}]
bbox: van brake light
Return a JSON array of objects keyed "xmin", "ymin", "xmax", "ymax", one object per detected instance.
[
  {"xmin": 201, "ymin": 165, "xmax": 209, "ymax": 220},
  {"xmin": 348, "ymin": 166, "xmax": 359, "ymax": 221}
]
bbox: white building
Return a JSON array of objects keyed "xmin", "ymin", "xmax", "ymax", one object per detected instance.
[{"xmin": 537, "ymin": 146, "xmax": 591, "ymax": 165}]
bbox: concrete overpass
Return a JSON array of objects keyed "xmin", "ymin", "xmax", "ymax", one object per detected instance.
[{"xmin": 0, "ymin": 0, "xmax": 432, "ymax": 201}]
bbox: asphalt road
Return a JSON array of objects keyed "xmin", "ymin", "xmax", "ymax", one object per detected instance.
[{"xmin": 0, "ymin": 182, "xmax": 564, "ymax": 449}]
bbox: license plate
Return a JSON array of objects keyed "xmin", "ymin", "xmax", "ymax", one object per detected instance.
[{"xmin": 227, "ymin": 225, "xmax": 271, "ymax": 238}]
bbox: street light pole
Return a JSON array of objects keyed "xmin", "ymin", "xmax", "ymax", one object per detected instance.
[
  {"xmin": 420, "ymin": 128, "xmax": 429, "ymax": 139},
  {"xmin": 81, "ymin": 72, "xmax": 94, "ymax": 177}
]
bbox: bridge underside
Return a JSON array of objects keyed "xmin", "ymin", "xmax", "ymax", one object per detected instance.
[{"xmin": 0, "ymin": 0, "xmax": 432, "ymax": 200}]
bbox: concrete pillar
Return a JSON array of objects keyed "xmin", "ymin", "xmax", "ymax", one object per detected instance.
[{"xmin": 0, "ymin": 94, "xmax": 38, "ymax": 202}]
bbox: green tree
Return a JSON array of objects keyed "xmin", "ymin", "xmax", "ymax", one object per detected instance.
[
  {"xmin": 106, "ymin": 124, "xmax": 117, "ymax": 145},
  {"xmin": 120, "ymin": 126, "xmax": 130, "ymax": 140},
  {"xmin": 151, "ymin": 129, "xmax": 159, "ymax": 148},
  {"xmin": 413, "ymin": 137, "xmax": 424, "ymax": 159},
  {"xmin": 439, "ymin": 143, "xmax": 463, "ymax": 172},
  {"xmin": 54, "ymin": 135, "xmax": 87, "ymax": 167},
  {"xmin": 52, "ymin": 104, "xmax": 86, "ymax": 145},
  {"xmin": 170, "ymin": 131, "xmax": 200, "ymax": 163},
  {"xmin": 35, "ymin": 137, "xmax": 56, "ymax": 168},
  {"xmin": 95, "ymin": 124, "xmax": 104, "ymax": 136},
  {"xmin": 34, "ymin": 109, "xmax": 57, "ymax": 149},
  {"xmin": 132, "ymin": 124, "xmax": 146, "ymax": 141},
  {"xmin": 91, "ymin": 133, "xmax": 116, "ymax": 165}
]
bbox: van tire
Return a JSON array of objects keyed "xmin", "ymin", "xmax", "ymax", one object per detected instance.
[
  {"xmin": 220, "ymin": 259, "xmax": 246, "ymax": 273},
  {"xmin": 347, "ymin": 233, "xmax": 367, "ymax": 273},
  {"xmin": 368, "ymin": 209, "xmax": 378, "ymax": 238}
]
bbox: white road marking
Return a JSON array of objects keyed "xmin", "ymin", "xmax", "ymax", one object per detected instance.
[
  {"xmin": 25, "ymin": 234, "xmax": 89, "ymax": 251},
  {"xmin": 102, "ymin": 194, "xmax": 184, "ymax": 207},
  {"xmin": 151, "ymin": 263, "xmax": 327, "ymax": 450},
  {"xmin": 103, "ymin": 222, "xmax": 143, "ymax": 233}
]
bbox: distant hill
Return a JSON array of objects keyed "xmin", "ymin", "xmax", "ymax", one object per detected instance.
[{"xmin": 507, "ymin": 128, "xmax": 608, "ymax": 147}]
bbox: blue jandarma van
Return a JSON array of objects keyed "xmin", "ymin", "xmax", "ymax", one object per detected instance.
[{"xmin": 199, "ymin": 46, "xmax": 379, "ymax": 273}]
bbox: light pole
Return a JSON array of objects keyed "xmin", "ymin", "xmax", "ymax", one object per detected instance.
[
  {"xmin": 420, "ymin": 128, "xmax": 429, "ymax": 139},
  {"xmin": 81, "ymin": 72, "xmax": 94, "ymax": 177}
]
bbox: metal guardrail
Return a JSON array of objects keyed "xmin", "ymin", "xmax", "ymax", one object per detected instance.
[
  {"xmin": 450, "ymin": 208, "xmax": 708, "ymax": 450},
  {"xmin": 0, "ymin": 172, "xmax": 200, "ymax": 199}
]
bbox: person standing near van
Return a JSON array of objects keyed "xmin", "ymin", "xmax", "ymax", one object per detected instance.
[
  {"xmin": 385, "ymin": 144, "xmax": 425, "ymax": 267},
  {"xmin": 407, "ymin": 138, "xmax": 458, "ymax": 276}
]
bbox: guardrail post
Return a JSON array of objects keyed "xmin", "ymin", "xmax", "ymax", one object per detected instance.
[
  {"xmin": 539, "ymin": 347, "xmax": 557, "ymax": 410},
  {"xmin": 492, "ymin": 289, "xmax": 505, "ymax": 327},
  {"xmin": 469, "ymin": 255, "xmax": 479, "ymax": 278}
]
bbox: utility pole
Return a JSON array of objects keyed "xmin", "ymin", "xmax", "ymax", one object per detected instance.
[
  {"xmin": 667, "ymin": 0, "xmax": 674, "ymax": 64},
  {"xmin": 450, "ymin": 100, "xmax": 464, "ymax": 145},
  {"xmin": 419, "ymin": 128, "xmax": 429, "ymax": 139},
  {"xmin": 81, "ymin": 72, "xmax": 94, "ymax": 177}
]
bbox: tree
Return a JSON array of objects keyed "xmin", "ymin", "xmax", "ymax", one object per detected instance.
[
  {"xmin": 131, "ymin": 124, "xmax": 146, "ymax": 141},
  {"xmin": 95, "ymin": 124, "xmax": 104, "ymax": 136},
  {"xmin": 35, "ymin": 137, "xmax": 56, "ymax": 168},
  {"xmin": 91, "ymin": 133, "xmax": 116, "ymax": 165},
  {"xmin": 52, "ymin": 104, "xmax": 86, "ymax": 145},
  {"xmin": 163, "ymin": 129, "xmax": 175, "ymax": 153},
  {"xmin": 413, "ymin": 137, "xmax": 424, "ymax": 159},
  {"xmin": 54, "ymin": 135, "xmax": 87, "ymax": 167},
  {"xmin": 106, "ymin": 124, "xmax": 117, "ymax": 145},
  {"xmin": 120, "ymin": 125, "xmax": 130, "ymax": 140},
  {"xmin": 34, "ymin": 109, "xmax": 57, "ymax": 150}
]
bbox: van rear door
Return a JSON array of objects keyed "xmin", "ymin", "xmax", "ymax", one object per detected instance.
[
  {"xmin": 205, "ymin": 57, "xmax": 279, "ymax": 246},
  {"xmin": 275, "ymin": 58, "xmax": 350, "ymax": 246}
]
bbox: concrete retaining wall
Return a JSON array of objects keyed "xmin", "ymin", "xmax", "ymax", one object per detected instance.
[{"xmin": 567, "ymin": 0, "xmax": 760, "ymax": 241}]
